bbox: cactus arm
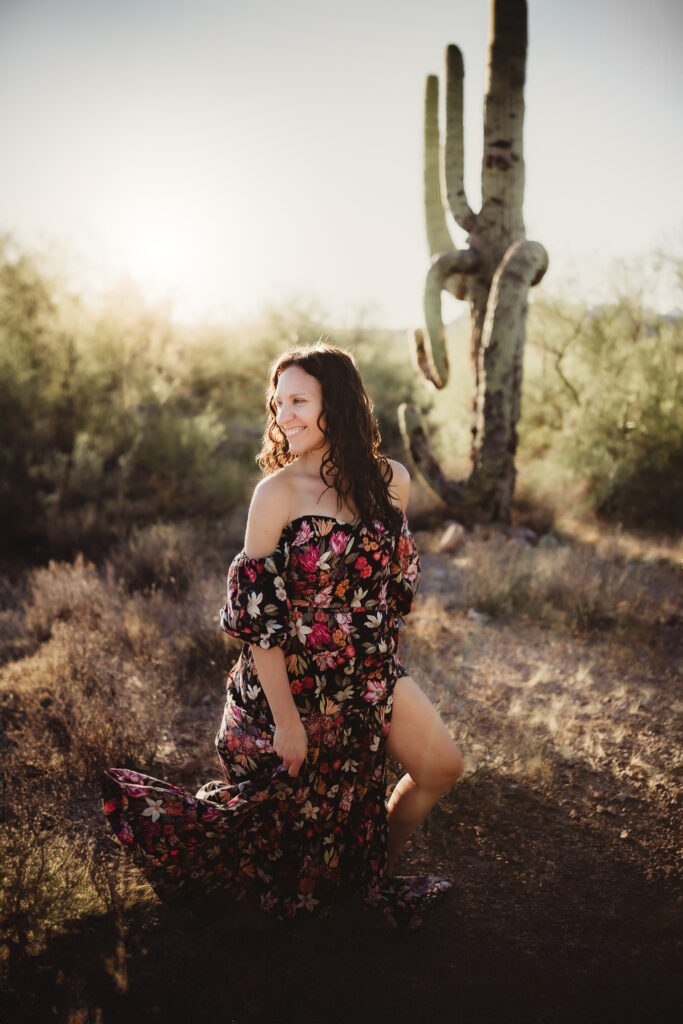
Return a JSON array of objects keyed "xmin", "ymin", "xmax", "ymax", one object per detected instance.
[
  {"xmin": 424, "ymin": 75, "xmax": 455, "ymax": 257},
  {"xmin": 473, "ymin": 239, "xmax": 549, "ymax": 509},
  {"xmin": 420, "ymin": 248, "xmax": 480, "ymax": 389},
  {"xmin": 445, "ymin": 45, "xmax": 476, "ymax": 232},
  {"xmin": 398, "ymin": 402, "xmax": 489, "ymax": 519},
  {"xmin": 398, "ymin": 403, "xmax": 473, "ymax": 508}
]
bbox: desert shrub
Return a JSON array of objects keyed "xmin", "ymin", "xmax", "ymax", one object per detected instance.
[
  {"xmin": 0, "ymin": 799, "xmax": 101, "ymax": 958},
  {"xmin": 522, "ymin": 281, "xmax": 683, "ymax": 530},
  {"xmin": 450, "ymin": 532, "xmax": 664, "ymax": 632},
  {"xmin": 0, "ymin": 243, "xmax": 421, "ymax": 557},
  {"xmin": 23, "ymin": 554, "xmax": 106, "ymax": 643},
  {"xmin": 109, "ymin": 522, "xmax": 200, "ymax": 598}
]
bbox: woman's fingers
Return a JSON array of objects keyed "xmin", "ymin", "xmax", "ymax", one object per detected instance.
[{"xmin": 273, "ymin": 720, "xmax": 308, "ymax": 777}]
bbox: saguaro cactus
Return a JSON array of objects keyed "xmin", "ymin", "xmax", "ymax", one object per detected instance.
[{"xmin": 399, "ymin": 0, "xmax": 548, "ymax": 523}]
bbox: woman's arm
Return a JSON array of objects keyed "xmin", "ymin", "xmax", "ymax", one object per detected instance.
[
  {"xmin": 243, "ymin": 475, "xmax": 307, "ymax": 777},
  {"xmin": 251, "ymin": 646, "xmax": 307, "ymax": 777},
  {"xmin": 387, "ymin": 458, "xmax": 411, "ymax": 511}
]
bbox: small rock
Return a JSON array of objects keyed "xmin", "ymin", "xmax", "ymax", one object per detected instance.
[
  {"xmin": 438, "ymin": 521, "xmax": 466, "ymax": 554},
  {"xmin": 507, "ymin": 526, "xmax": 538, "ymax": 545},
  {"xmin": 620, "ymin": 830, "xmax": 629, "ymax": 839},
  {"xmin": 467, "ymin": 608, "xmax": 491, "ymax": 623}
]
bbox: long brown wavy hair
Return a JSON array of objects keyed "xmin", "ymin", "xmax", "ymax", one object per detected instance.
[{"xmin": 257, "ymin": 344, "xmax": 403, "ymax": 535}]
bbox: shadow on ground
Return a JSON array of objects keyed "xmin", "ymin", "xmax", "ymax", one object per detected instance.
[{"xmin": 3, "ymin": 772, "xmax": 680, "ymax": 1024}]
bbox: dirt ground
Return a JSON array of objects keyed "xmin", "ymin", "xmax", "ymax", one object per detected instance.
[{"xmin": 2, "ymin": 519, "xmax": 682, "ymax": 1024}]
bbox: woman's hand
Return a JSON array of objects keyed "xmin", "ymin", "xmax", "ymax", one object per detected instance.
[{"xmin": 272, "ymin": 716, "xmax": 308, "ymax": 777}]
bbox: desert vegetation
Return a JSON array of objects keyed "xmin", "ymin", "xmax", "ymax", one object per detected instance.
[{"xmin": 1, "ymin": 240, "xmax": 681, "ymax": 1022}]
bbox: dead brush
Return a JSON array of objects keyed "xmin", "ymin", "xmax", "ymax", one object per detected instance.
[
  {"xmin": 2, "ymin": 586, "xmax": 175, "ymax": 787},
  {"xmin": 456, "ymin": 534, "xmax": 656, "ymax": 632},
  {"xmin": 109, "ymin": 521, "xmax": 200, "ymax": 598},
  {"xmin": 23, "ymin": 554, "xmax": 107, "ymax": 645},
  {"xmin": 0, "ymin": 774, "xmax": 104, "ymax": 960}
]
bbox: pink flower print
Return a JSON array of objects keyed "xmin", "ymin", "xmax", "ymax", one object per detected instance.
[
  {"xmin": 364, "ymin": 678, "xmax": 387, "ymax": 704},
  {"xmin": 308, "ymin": 621, "xmax": 332, "ymax": 647},
  {"xmin": 124, "ymin": 785, "xmax": 150, "ymax": 798},
  {"xmin": 244, "ymin": 565, "xmax": 257, "ymax": 583},
  {"xmin": 312, "ymin": 649, "xmax": 340, "ymax": 671},
  {"xmin": 329, "ymin": 530, "xmax": 348, "ymax": 555},
  {"xmin": 334, "ymin": 611, "xmax": 352, "ymax": 635},
  {"xmin": 403, "ymin": 561, "xmax": 419, "ymax": 583},
  {"xmin": 340, "ymin": 787, "xmax": 354, "ymax": 812},
  {"xmin": 298, "ymin": 547, "xmax": 320, "ymax": 573},
  {"xmin": 312, "ymin": 585, "xmax": 333, "ymax": 608},
  {"xmin": 293, "ymin": 521, "xmax": 313, "ymax": 547},
  {"xmin": 119, "ymin": 821, "xmax": 134, "ymax": 846},
  {"xmin": 202, "ymin": 807, "xmax": 222, "ymax": 823},
  {"xmin": 261, "ymin": 891, "xmax": 278, "ymax": 912}
]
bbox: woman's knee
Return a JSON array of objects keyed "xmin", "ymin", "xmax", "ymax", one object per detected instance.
[
  {"xmin": 408, "ymin": 736, "xmax": 463, "ymax": 794},
  {"xmin": 426, "ymin": 741, "xmax": 463, "ymax": 793},
  {"xmin": 444, "ymin": 743, "xmax": 464, "ymax": 787}
]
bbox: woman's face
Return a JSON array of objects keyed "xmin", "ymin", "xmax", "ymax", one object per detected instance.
[{"xmin": 274, "ymin": 365, "xmax": 327, "ymax": 458}]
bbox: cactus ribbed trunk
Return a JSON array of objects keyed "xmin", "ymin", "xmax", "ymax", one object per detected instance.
[{"xmin": 400, "ymin": 0, "xmax": 548, "ymax": 523}]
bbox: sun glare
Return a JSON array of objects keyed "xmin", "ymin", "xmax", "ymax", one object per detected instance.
[{"xmin": 90, "ymin": 158, "xmax": 262, "ymax": 322}]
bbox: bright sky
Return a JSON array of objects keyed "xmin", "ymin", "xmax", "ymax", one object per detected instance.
[{"xmin": 0, "ymin": 0, "xmax": 681, "ymax": 327}]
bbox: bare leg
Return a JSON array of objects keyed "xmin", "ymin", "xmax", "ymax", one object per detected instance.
[{"xmin": 386, "ymin": 675, "xmax": 463, "ymax": 872}]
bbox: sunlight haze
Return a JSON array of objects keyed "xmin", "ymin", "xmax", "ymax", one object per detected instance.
[{"xmin": 1, "ymin": 0, "xmax": 681, "ymax": 326}]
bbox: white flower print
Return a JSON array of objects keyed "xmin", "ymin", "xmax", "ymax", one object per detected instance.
[
  {"xmin": 365, "ymin": 612, "xmax": 383, "ymax": 629},
  {"xmin": 350, "ymin": 587, "xmax": 368, "ymax": 608},
  {"xmin": 246, "ymin": 591, "xmax": 263, "ymax": 618},
  {"xmin": 335, "ymin": 684, "xmax": 355, "ymax": 702},
  {"xmin": 297, "ymin": 893, "xmax": 320, "ymax": 911},
  {"xmin": 301, "ymin": 800, "xmax": 319, "ymax": 820},
  {"xmin": 142, "ymin": 797, "xmax": 164, "ymax": 822},
  {"xmin": 274, "ymin": 575, "xmax": 287, "ymax": 601},
  {"xmin": 290, "ymin": 617, "xmax": 312, "ymax": 643}
]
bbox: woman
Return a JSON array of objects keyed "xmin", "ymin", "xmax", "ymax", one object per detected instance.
[{"xmin": 102, "ymin": 344, "xmax": 463, "ymax": 925}]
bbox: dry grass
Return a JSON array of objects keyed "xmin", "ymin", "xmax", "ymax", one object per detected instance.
[
  {"xmin": 0, "ymin": 524, "xmax": 238, "ymax": 968},
  {"xmin": 1, "ymin": 514, "xmax": 680, "ymax": 1022}
]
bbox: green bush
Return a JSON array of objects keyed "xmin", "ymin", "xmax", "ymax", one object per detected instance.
[
  {"xmin": 0, "ymin": 241, "xmax": 426, "ymax": 557},
  {"xmin": 521, "ymin": 286, "xmax": 683, "ymax": 530}
]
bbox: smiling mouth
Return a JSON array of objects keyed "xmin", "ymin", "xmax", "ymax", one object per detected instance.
[{"xmin": 286, "ymin": 427, "xmax": 306, "ymax": 437}]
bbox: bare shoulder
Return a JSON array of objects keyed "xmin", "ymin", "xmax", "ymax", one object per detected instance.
[
  {"xmin": 386, "ymin": 458, "xmax": 411, "ymax": 511},
  {"xmin": 244, "ymin": 471, "xmax": 295, "ymax": 558}
]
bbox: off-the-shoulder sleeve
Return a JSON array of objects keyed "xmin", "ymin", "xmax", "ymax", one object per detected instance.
[
  {"xmin": 386, "ymin": 516, "xmax": 421, "ymax": 622},
  {"xmin": 220, "ymin": 538, "xmax": 291, "ymax": 649}
]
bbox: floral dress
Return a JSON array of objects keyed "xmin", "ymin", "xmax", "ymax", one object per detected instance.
[{"xmin": 102, "ymin": 513, "xmax": 451, "ymax": 925}]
